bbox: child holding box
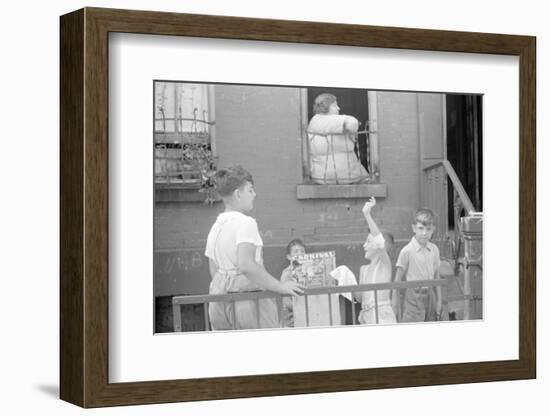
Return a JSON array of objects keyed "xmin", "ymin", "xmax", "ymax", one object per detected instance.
[{"xmin": 279, "ymin": 239, "xmax": 307, "ymax": 328}]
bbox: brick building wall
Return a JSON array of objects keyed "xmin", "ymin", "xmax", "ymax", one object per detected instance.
[{"xmin": 154, "ymin": 85, "xmax": 443, "ymax": 297}]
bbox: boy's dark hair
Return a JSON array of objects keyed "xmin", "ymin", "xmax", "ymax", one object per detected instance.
[
  {"xmin": 414, "ymin": 208, "xmax": 436, "ymax": 226},
  {"xmin": 214, "ymin": 165, "xmax": 254, "ymax": 197},
  {"xmin": 286, "ymin": 238, "xmax": 306, "ymax": 255}
]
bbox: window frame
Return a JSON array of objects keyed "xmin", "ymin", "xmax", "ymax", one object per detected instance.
[
  {"xmin": 154, "ymin": 83, "xmax": 218, "ymax": 202},
  {"xmin": 298, "ymin": 88, "xmax": 387, "ymax": 199}
]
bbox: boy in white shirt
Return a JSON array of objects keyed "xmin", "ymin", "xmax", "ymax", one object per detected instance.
[{"xmin": 204, "ymin": 165, "xmax": 303, "ymax": 330}]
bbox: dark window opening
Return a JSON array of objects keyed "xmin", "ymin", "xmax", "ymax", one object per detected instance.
[{"xmin": 446, "ymin": 94, "xmax": 483, "ymax": 227}]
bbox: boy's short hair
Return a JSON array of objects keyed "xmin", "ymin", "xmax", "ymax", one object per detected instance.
[
  {"xmin": 214, "ymin": 165, "xmax": 254, "ymax": 197},
  {"xmin": 313, "ymin": 93, "xmax": 337, "ymax": 114},
  {"xmin": 286, "ymin": 238, "xmax": 306, "ymax": 255},
  {"xmin": 414, "ymin": 208, "xmax": 436, "ymax": 226}
]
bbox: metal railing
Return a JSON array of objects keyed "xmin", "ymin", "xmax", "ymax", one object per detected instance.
[
  {"xmin": 305, "ymin": 129, "xmax": 373, "ymax": 184},
  {"xmin": 172, "ymin": 279, "xmax": 449, "ymax": 332},
  {"xmin": 423, "ymin": 159, "xmax": 476, "ymax": 240},
  {"xmin": 423, "ymin": 159, "xmax": 482, "ymax": 320}
]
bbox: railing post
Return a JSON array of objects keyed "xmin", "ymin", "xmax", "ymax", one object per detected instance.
[
  {"xmin": 327, "ymin": 294, "xmax": 333, "ymax": 326},
  {"xmin": 203, "ymin": 303, "xmax": 210, "ymax": 331},
  {"xmin": 172, "ymin": 302, "xmax": 182, "ymax": 332},
  {"xmin": 304, "ymin": 295, "xmax": 310, "ymax": 327},
  {"xmin": 231, "ymin": 301, "xmax": 237, "ymax": 330},
  {"xmin": 276, "ymin": 296, "xmax": 284, "ymax": 328},
  {"xmin": 255, "ymin": 299, "xmax": 261, "ymax": 328},
  {"xmin": 374, "ymin": 290, "xmax": 379, "ymax": 324},
  {"xmin": 350, "ymin": 293, "xmax": 356, "ymax": 325},
  {"xmin": 463, "ymin": 263, "xmax": 471, "ymax": 320}
]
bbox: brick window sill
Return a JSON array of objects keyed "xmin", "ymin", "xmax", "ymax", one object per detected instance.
[{"xmin": 296, "ymin": 183, "xmax": 387, "ymax": 199}]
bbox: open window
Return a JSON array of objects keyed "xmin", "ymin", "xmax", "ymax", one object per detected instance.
[{"xmin": 298, "ymin": 87, "xmax": 386, "ymax": 199}]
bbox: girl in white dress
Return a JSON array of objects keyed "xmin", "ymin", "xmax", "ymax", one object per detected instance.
[{"xmin": 358, "ymin": 197, "xmax": 397, "ymax": 325}]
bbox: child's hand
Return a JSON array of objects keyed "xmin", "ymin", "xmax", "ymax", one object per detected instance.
[
  {"xmin": 362, "ymin": 197, "xmax": 376, "ymax": 216},
  {"xmin": 279, "ymin": 280, "xmax": 305, "ymax": 296}
]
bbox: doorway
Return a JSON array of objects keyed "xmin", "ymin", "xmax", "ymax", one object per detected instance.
[{"xmin": 446, "ymin": 94, "xmax": 483, "ymax": 225}]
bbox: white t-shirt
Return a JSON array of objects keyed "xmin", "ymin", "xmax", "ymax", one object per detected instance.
[{"xmin": 204, "ymin": 211, "xmax": 263, "ymax": 271}]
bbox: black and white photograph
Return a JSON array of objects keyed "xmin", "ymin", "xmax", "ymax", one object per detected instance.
[{"xmin": 153, "ymin": 81, "xmax": 483, "ymax": 333}]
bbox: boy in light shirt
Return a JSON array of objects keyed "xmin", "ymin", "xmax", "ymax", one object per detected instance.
[{"xmin": 393, "ymin": 208, "xmax": 442, "ymax": 322}]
